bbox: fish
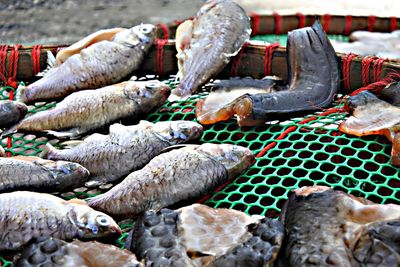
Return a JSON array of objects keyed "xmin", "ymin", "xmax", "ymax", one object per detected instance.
[
  {"xmin": 279, "ymin": 186, "xmax": 400, "ymax": 267},
  {"xmin": 338, "ymin": 91, "xmax": 400, "ymax": 166},
  {"xmin": 195, "ymin": 20, "xmax": 340, "ymax": 126},
  {"xmin": 170, "ymin": 0, "xmax": 251, "ymax": 100},
  {"xmin": 16, "ymin": 25, "xmax": 156, "ymax": 104},
  {"xmin": 381, "ymin": 81, "xmax": 400, "ymax": 106},
  {"xmin": 6, "ymin": 80, "xmax": 170, "ymax": 139},
  {"xmin": 16, "ymin": 238, "xmax": 143, "ymax": 267},
  {"xmin": 0, "ymin": 191, "xmax": 121, "ymax": 251},
  {"xmin": 0, "ymin": 100, "xmax": 27, "ymax": 128},
  {"xmin": 126, "ymin": 204, "xmax": 284, "ymax": 267},
  {"xmin": 87, "ymin": 143, "xmax": 254, "ymax": 217},
  {"xmin": 0, "ymin": 156, "xmax": 89, "ymax": 192},
  {"xmin": 41, "ymin": 120, "xmax": 203, "ymax": 186}
]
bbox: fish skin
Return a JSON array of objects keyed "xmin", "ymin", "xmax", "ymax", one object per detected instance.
[
  {"xmin": 42, "ymin": 121, "xmax": 203, "ymax": 186},
  {"xmin": 0, "ymin": 100, "xmax": 27, "ymax": 128},
  {"xmin": 16, "ymin": 238, "xmax": 143, "ymax": 267},
  {"xmin": 0, "ymin": 156, "xmax": 89, "ymax": 192},
  {"xmin": 87, "ymin": 143, "xmax": 254, "ymax": 217},
  {"xmin": 9, "ymin": 80, "xmax": 170, "ymax": 138},
  {"xmin": 0, "ymin": 191, "xmax": 121, "ymax": 251},
  {"xmin": 16, "ymin": 24, "xmax": 157, "ymax": 104},
  {"xmin": 280, "ymin": 186, "xmax": 400, "ymax": 267},
  {"xmin": 381, "ymin": 81, "xmax": 400, "ymax": 106},
  {"xmin": 171, "ymin": 0, "xmax": 251, "ymax": 100}
]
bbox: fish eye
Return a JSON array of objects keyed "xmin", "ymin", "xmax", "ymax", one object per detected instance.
[
  {"xmin": 178, "ymin": 123, "xmax": 190, "ymax": 129},
  {"xmin": 141, "ymin": 26, "xmax": 152, "ymax": 34},
  {"xmin": 145, "ymin": 82, "xmax": 158, "ymax": 89},
  {"xmin": 96, "ymin": 216, "xmax": 110, "ymax": 226}
]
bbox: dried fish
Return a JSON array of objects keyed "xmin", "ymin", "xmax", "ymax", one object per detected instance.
[
  {"xmin": 0, "ymin": 191, "xmax": 120, "ymax": 251},
  {"xmin": 42, "ymin": 120, "xmax": 203, "ymax": 186},
  {"xmin": 0, "ymin": 100, "xmax": 27, "ymax": 128},
  {"xmin": 6, "ymin": 80, "xmax": 170, "ymax": 138},
  {"xmin": 16, "ymin": 25, "xmax": 156, "ymax": 103},
  {"xmin": 171, "ymin": 0, "xmax": 251, "ymax": 100},
  {"xmin": 381, "ymin": 81, "xmax": 400, "ymax": 106},
  {"xmin": 88, "ymin": 143, "xmax": 254, "ymax": 217},
  {"xmin": 0, "ymin": 156, "xmax": 89, "ymax": 192}
]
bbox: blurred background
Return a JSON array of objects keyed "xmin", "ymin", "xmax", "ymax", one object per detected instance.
[{"xmin": 0, "ymin": 0, "xmax": 399, "ymax": 45}]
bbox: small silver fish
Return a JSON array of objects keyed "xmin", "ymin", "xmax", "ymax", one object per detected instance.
[
  {"xmin": 42, "ymin": 120, "xmax": 203, "ymax": 186},
  {"xmin": 0, "ymin": 191, "xmax": 121, "ymax": 251},
  {"xmin": 0, "ymin": 100, "xmax": 27, "ymax": 128},
  {"xmin": 7, "ymin": 80, "xmax": 170, "ymax": 139},
  {"xmin": 16, "ymin": 25, "xmax": 157, "ymax": 103},
  {"xmin": 0, "ymin": 156, "xmax": 89, "ymax": 192},
  {"xmin": 87, "ymin": 143, "xmax": 254, "ymax": 217},
  {"xmin": 171, "ymin": 0, "xmax": 251, "ymax": 100}
]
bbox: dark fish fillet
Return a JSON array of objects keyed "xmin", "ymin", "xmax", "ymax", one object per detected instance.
[
  {"xmin": 381, "ymin": 81, "xmax": 400, "ymax": 106},
  {"xmin": 0, "ymin": 100, "xmax": 27, "ymax": 128}
]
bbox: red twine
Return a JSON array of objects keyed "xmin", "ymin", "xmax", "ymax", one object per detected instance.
[
  {"xmin": 263, "ymin": 43, "xmax": 279, "ymax": 77},
  {"xmin": 344, "ymin": 15, "xmax": 352, "ymax": 35},
  {"xmin": 390, "ymin": 17, "xmax": 397, "ymax": 32},
  {"xmin": 0, "ymin": 45, "xmax": 9, "ymax": 85},
  {"xmin": 342, "ymin": 53, "xmax": 358, "ymax": 93},
  {"xmin": 155, "ymin": 39, "xmax": 168, "ymax": 76},
  {"xmin": 157, "ymin": 23, "xmax": 169, "ymax": 40},
  {"xmin": 361, "ymin": 56, "xmax": 377, "ymax": 86},
  {"xmin": 31, "ymin": 45, "xmax": 42, "ymax": 76},
  {"xmin": 350, "ymin": 71, "xmax": 400, "ymax": 97},
  {"xmin": 323, "ymin": 14, "xmax": 331, "ymax": 32},
  {"xmin": 296, "ymin": 12, "xmax": 305, "ymax": 28},
  {"xmin": 230, "ymin": 43, "xmax": 247, "ymax": 77},
  {"xmin": 368, "ymin": 15, "xmax": 376, "ymax": 32},
  {"xmin": 251, "ymin": 13, "xmax": 260, "ymax": 36},
  {"xmin": 273, "ymin": 12, "xmax": 282, "ymax": 35},
  {"xmin": 373, "ymin": 58, "xmax": 388, "ymax": 83}
]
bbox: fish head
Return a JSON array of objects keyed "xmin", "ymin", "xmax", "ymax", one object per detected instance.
[
  {"xmin": 68, "ymin": 204, "xmax": 122, "ymax": 238},
  {"xmin": 115, "ymin": 24, "xmax": 156, "ymax": 48},
  {"xmin": 152, "ymin": 120, "xmax": 203, "ymax": 145},
  {"xmin": 197, "ymin": 143, "xmax": 255, "ymax": 178},
  {"xmin": 1, "ymin": 100, "xmax": 28, "ymax": 118},
  {"xmin": 125, "ymin": 80, "xmax": 171, "ymax": 111},
  {"xmin": 345, "ymin": 91, "xmax": 380, "ymax": 113}
]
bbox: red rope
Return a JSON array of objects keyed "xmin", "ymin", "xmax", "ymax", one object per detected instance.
[
  {"xmin": 0, "ymin": 45, "xmax": 8, "ymax": 85},
  {"xmin": 7, "ymin": 44, "xmax": 21, "ymax": 89},
  {"xmin": 361, "ymin": 56, "xmax": 377, "ymax": 86},
  {"xmin": 273, "ymin": 12, "xmax": 281, "ymax": 35},
  {"xmin": 263, "ymin": 43, "xmax": 279, "ymax": 77},
  {"xmin": 296, "ymin": 12, "xmax": 305, "ymax": 28},
  {"xmin": 31, "ymin": 45, "xmax": 42, "ymax": 76},
  {"xmin": 251, "ymin": 13, "xmax": 260, "ymax": 36},
  {"xmin": 230, "ymin": 43, "xmax": 247, "ymax": 77},
  {"xmin": 372, "ymin": 58, "xmax": 388, "ymax": 83},
  {"xmin": 390, "ymin": 17, "xmax": 397, "ymax": 32},
  {"xmin": 323, "ymin": 14, "xmax": 331, "ymax": 32},
  {"xmin": 368, "ymin": 15, "xmax": 376, "ymax": 32},
  {"xmin": 157, "ymin": 23, "xmax": 169, "ymax": 40},
  {"xmin": 155, "ymin": 39, "xmax": 168, "ymax": 76},
  {"xmin": 342, "ymin": 53, "xmax": 358, "ymax": 93},
  {"xmin": 344, "ymin": 15, "xmax": 352, "ymax": 35},
  {"xmin": 350, "ymin": 71, "xmax": 400, "ymax": 97}
]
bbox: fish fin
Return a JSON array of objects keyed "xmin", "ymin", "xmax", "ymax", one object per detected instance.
[
  {"xmin": 160, "ymin": 144, "xmax": 200, "ymax": 154},
  {"xmin": 67, "ymin": 198, "xmax": 88, "ymax": 205},
  {"xmin": 39, "ymin": 143, "xmax": 58, "ymax": 158},
  {"xmin": 60, "ymin": 140, "xmax": 84, "ymax": 148},
  {"xmin": 45, "ymin": 128, "xmax": 83, "ymax": 140},
  {"xmin": 15, "ymin": 84, "xmax": 29, "ymax": 103},
  {"xmin": 35, "ymin": 51, "xmax": 56, "ymax": 77},
  {"xmin": 85, "ymin": 179, "xmax": 106, "ymax": 188},
  {"xmin": 55, "ymin": 28, "xmax": 126, "ymax": 66}
]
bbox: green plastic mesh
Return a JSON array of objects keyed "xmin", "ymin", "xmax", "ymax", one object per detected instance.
[{"xmin": 251, "ymin": 34, "xmax": 349, "ymax": 46}]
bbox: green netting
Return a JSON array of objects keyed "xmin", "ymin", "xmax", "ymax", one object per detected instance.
[{"xmin": 251, "ymin": 34, "xmax": 349, "ymax": 46}]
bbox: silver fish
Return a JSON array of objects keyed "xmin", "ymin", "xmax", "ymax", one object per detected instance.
[
  {"xmin": 0, "ymin": 100, "xmax": 27, "ymax": 128},
  {"xmin": 0, "ymin": 191, "xmax": 121, "ymax": 251},
  {"xmin": 7, "ymin": 80, "xmax": 170, "ymax": 138},
  {"xmin": 41, "ymin": 120, "xmax": 203, "ymax": 186},
  {"xmin": 171, "ymin": 0, "xmax": 251, "ymax": 100},
  {"xmin": 16, "ymin": 25, "xmax": 156, "ymax": 103},
  {"xmin": 0, "ymin": 156, "xmax": 89, "ymax": 192},
  {"xmin": 88, "ymin": 143, "xmax": 254, "ymax": 217}
]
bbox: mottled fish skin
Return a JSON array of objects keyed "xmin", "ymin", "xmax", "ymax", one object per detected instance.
[
  {"xmin": 16, "ymin": 24, "xmax": 156, "ymax": 104},
  {"xmin": 0, "ymin": 100, "xmax": 27, "ymax": 128},
  {"xmin": 88, "ymin": 143, "xmax": 254, "ymax": 217},
  {"xmin": 42, "ymin": 121, "xmax": 203, "ymax": 186},
  {"xmin": 10, "ymin": 80, "xmax": 170, "ymax": 138},
  {"xmin": 16, "ymin": 238, "xmax": 143, "ymax": 267},
  {"xmin": 171, "ymin": 0, "xmax": 251, "ymax": 100},
  {"xmin": 0, "ymin": 156, "xmax": 89, "ymax": 192},
  {"xmin": 0, "ymin": 191, "xmax": 121, "ymax": 251},
  {"xmin": 280, "ymin": 186, "xmax": 400, "ymax": 267}
]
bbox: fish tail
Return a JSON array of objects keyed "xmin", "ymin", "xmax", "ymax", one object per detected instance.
[
  {"xmin": 39, "ymin": 143, "xmax": 58, "ymax": 159},
  {"xmin": 15, "ymin": 84, "xmax": 29, "ymax": 103}
]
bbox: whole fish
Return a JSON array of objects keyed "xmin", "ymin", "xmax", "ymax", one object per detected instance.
[
  {"xmin": 88, "ymin": 143, "xmax": 254, "ymax": 217},
  {"xmin": 0, "ymin": 191, "xmax": 121, "ymax": 251},
  {"xmin": 41, "ymin": 120, "xmax": 203, "ymax": 186},
  {"xmin": 126, "ymin": 204, "xmax": 283, "ymax": 267},
  {"xmin": 279, "ymin": 186, "xmax": 400, "ymax": 267},
  {"xmin": 171, "ymin": 0, "xmax": 251, "ymax": 100},
  {"xmin": 16, "ymin": 238, "xmax": 143, "ymax": 267},
  {"xmin": 338, "ymin": 91, "xmax": 400, "ymax": 166},
  {"xmin": 16, "ymin": 25, "xmax": 156, "ymax": 104},
  {"xmin": 7, "ymin": 80, "xmax": 170, "ymax": 139},
  {"xmin": 0, "ymin": 156, "xmax": 89, "ymax": 192},
  {"xmin": 0, "ymin": 100, "xmax": 27, "ymax": 128},
  {"xmin": 195, "ymin": 20, "xmax": 340, "ymax": 126}
]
